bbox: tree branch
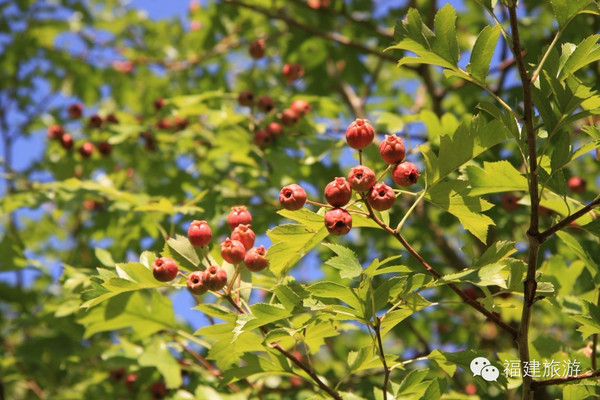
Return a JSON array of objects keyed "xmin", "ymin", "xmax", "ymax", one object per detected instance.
[
  {"xmin": 223, "ymin": 0, "xmax": 398, "ymax": 64},
  {"xmin": 222, "ymin": 294, "xmax": 343, "ymax": 400},
  {"xmin": 360, "ymin": 194, "xmax": 518, "ymax": 339},
  {"xmin": 507, "ymin": 3, "xmax": 538, "ymax": 399},
  {"xmin": 537, "ymin": 198, "xmax": 600, "ymax": 242},
  {"xmin": 374, "ymin": 317, "xmax": 391, "ymax": 399},
  {"xmin": 531, "ymin": 370, "xmax": 600, "ymax": 389}
]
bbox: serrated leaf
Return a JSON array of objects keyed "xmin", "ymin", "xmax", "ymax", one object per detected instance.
[
  {"xmin": 322, "ymin": 242, "xmax": 362, "ymax": 279},
  {"xmin": 558, "ymin": 34, "xmax": 600, "ymax": 80},
  {"xmin": 95, "ymin": 247, "xmax": 115, "ymax": 267},
  {"xmin": 267, "ymin": 223, "xmax": 329, "ymax": 276},
  {"xmin": 551, "ymin": 0, "xmax": 597, "ymax": 27},
  {"xmin": 464, "ymin": 161, "xmax": 528, "ymax": 196},
  {"xmin": 556, "ymin": 230, "xmax": 598, "ymax": 273},
  {"xmin": 166, "ymin": 234, "xmax": 201, "ymax": 271},
  {"xmin": 432, "ymin": 4, "xmax": 459, "ymax": 65},
  {"xmin": 439, "ymin": 263, "xmax": 508, "ymax": 288},
  {"xmin": 468, "ymin": 25, "xmax": 501, "ymax": 81},
  {"xmin": 425, "ymin": 180, "xmax": 495, "ymax": 243},
  {"xmin": 474, "ymin": 241, "xmax": 517, "ymax": 267}
]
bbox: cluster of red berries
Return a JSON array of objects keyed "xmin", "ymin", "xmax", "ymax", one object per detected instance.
[
  {"xmin": 238, "ymin": 90, "xmax": 311, "ymax": 147},
  {"xmin": 108, "ymin": 368, "xmax": 167, "ymax": 399},
  {"xmin": 152, "ymin": 206, "xmax": 270, "ymax": 294},
  {"xmin": 47, "ymin": 102, "xmax": 118, "ymax": 158},
  {"xmin": 279, "ymin": 119, "xmax": 420, "ymax": 236}
]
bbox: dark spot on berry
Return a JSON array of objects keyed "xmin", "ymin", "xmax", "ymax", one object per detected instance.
[
  {"xmin": 379, "ymin": 190, "xmax": 385, "ymax": 196},
  {"xmin": 356, "ymin": 173, "xmax": 363, "ymax": 179},
  {"xmin": 409, "ymin": 172, "xmax": 417, "ymax": 183},
  {"xmin": 334, "ymin": 221, "xmax": 345, "ymax": 228}
]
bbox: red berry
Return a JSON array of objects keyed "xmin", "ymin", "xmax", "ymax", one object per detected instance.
[
  {"xmin": 78, "ymin": 141, "xmax": 95, "ymax": 159},
  {"xmin": 60, "ymin": 133, "xmax": 74, "ymax": 150},
  {"xmin": 141, "ymin": 132, "xmax": 157, "ymax": 151},
  {"xmin": 174, "ymin": 116, "xmax": 189, "ymax": 131},
  {"xmin": 254, "ymin": 129, "xmax": 273, "ymax": 147},
  {"xmin": 347, "ymin": 165, "xmax": 376, "ymax": 192},
  {"xmin": 245, "ymin": 246, "xmax": 269, "ymax": 272},
  {"xmin": 392, "ymin": 162, "xmax": 419, "ymax": 187},
  {"xmin": 501, "ymin": 193, "xmax": 519, "ymax": 211},
  {"xmin": 187, "ymin": 271, "xmax": 208, "ymax": 294},
  {"xmin": 97, "ymin": 141, "xmax": 112, "ymax": 157},
  {"xmin": 279, "ymin": 184, "xmax": 307, "ymax": 210},
  {"xmin": 379, "ymin": 134, "xmax": 406, "ymax": 164},
  {"xmin": 324, "ymin": 177, "xmax": 352, "ymax": 207},
  {"xmin": 105, "ymin": 114, "xmax": 119, "ymax": 124},
  {"xmin": 157, "ymin": 119, "xmax": 172, "ymax": 130},
  {"xmin": 266, "ymin": 122, "xmax": 283, "ymax": 137},
  {"xmin": 568, "ymin": 176, "xmax": 586, "ymax": 193},
  {"xmin": 150, "ymin": 381, "xmax": 168, "ymax": 400},
  {"xmin": 203, "ymin": 265, "xmax": 228, "ymax": 291},
  {"xmin": 281, "ymin": 109, "xmax": 299, "ymax": 126},
  {"xmin": 47, "ymin": 124, "xmax": 64, "ymax": 140},
  {"xmin": 238, "ymin": 91, "xmax": 255, "ymax": 107},
  {"xmin": 89, "ymin": 115, "xmax": 103, "ymax": 128},
  {"xmin": 153, "ymin": 257, "xmax": 178, "ymax": 282},
  {"xmin": 324, "ymin": 208, "xmax": 352, "ymax": 236},
  {"xmin": 108, "ymin": 367, "xmax": 126, "ymax": 381},
  {"xmin": 221, "ymin": 238, "xmax": 246, "ymax": 264},
  {"xmin": 282, "ymin": 63, "xmax": 304, "ymax": 82},
  {"xmin": 68, "ymin": 103, "xmax": 83, "ymax": 119},
  {"xmin": 226, "ymin": 206, "xmax": 252, "ymax": 230},
  {"xmin": 188, "ymin": 220, "xmax": 212, "ymax": 247},
  {"xmin": 231, "ymin": 224, "xmax": 255, "ymax": 250},
  {"xmin": 290, "ymin": 99, "xmax": 311, "ymax": 116},
  {"xmin": 345, "ymin": 119, "xmax": 375, "ymax": 150},
  {"xmin": 257, "ymin": 95, "xmax": 275, "ymax": 113},
  {"xmin": 308, "ymin": 0, "xmax": 330, "ymax": 9},
  {"xmin": 249, "ymin": 39, "xmax": 266, "ymax": 59},
  {"xmin": 125, "ymin": 373, "xmax": 138, "ymax": 391},
  {"xmin": 368, "ymin": 183, "xmax": 396, "ymax": 211},
  {"xmin": 154, "ymin": 98, "xmax": 164, "ymax": 111}
]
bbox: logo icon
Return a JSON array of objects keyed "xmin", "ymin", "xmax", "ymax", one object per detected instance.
[{"xmin": 470, "ymin": 357, "xmax": 499, "ymax": 382}]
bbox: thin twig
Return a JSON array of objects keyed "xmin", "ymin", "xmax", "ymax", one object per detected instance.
[
  {"xmin": 531, "ymin": 370, "xmax": 600, "ymax": 388},
  {"xmin": 374, "ymin": 317, "xmax": 391, "ymax": 399},
  {"xmin": 223, "ymin": 0, "xmax": 398, "ymax": 64},
  {"xmin": 537, "ymin": 197, "xmax": 600, "ymax": 242},
  {"xmin": 222, "ymin": 294, "xmax": 343, "ymax": 400},
  {"xmin": 360, "ymin": 194, "xmax": 518, "ymax": 338}
]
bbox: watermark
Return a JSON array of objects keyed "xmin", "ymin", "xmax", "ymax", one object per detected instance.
[
  {"xmin": 502, "ymin": 359, "xmax": 580, "ymax": 378},
  {"xmin": 470, "ymin": 357, "xmax": 500, "ymax": 382},
  {"xmin": 469, "ymin": 356, "xmax": 581, "ymax": 383}
]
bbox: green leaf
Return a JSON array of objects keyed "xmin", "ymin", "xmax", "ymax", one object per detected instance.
[
  {"xmin": 420, "ymin": 114, "xmax": 512, "ymax": 186},
  {"xmin": 438, "ymin": 263, "xmax": 508, "ymax": 288},
  {"xmin": 558, "ymin": 34, "xmax": 600, "ymax": 80},
  {"xmin": 277, "ymin": 208, "xmax": 324, "ymax": 230},
  {"xmin": 267, "ymin": 223, "xmax": 329, "ymax": 276},
  {"xmin": 464, "ymin": 161, "xmax": 528, "ymax": 196},
  {"xmin": 556, "ymin": 231, "xmax": 598, "ymax": 273},
  {"xmin": 322, "ymin": 242, "xmax": 363, "ymax": 279},
  {"xmin": 388, "ymin": 8, "xmax": 458, "ymax": 70},
  {"xmin": 95, "ymin": 248, "xmax": 115, "ymax": 267},
  {"xmin": 139, "ymin": 338, "xmax": 182, "ymax": 389},
  {"xmin": 274, "ymin": 280, "xmax": 310, "ymax": 312},
  {"xmin": 474, "ymin": 241, "xmax": 517, "ymax": 268},
  {"xmin": 425, "ymin": 180, "xmax": 495, "ymax": 243},
  {"xmin": 308, "ymin": 281, "xmax": 363, "ymax": 312},
  {"xmin": 468, "ymin": 25, "xmax": 501, "ymax": 81},
  {"xmin": 166, "ymin": 234, "xmax": 201, "ymax": 271},
  {"xmin": 80, "ymin": 263, "xmax": 166, "ymax": 309},
  {"xmin": 432, "ymin": 4, "xmax": 459, "ymax": 66},
  {"xmin": 78, "ymin": 291, "xmax": 175, "ymax": 339},
  {"xmin": 551, "ymin": 0, "xmax": 597, "ymax": 27}
]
